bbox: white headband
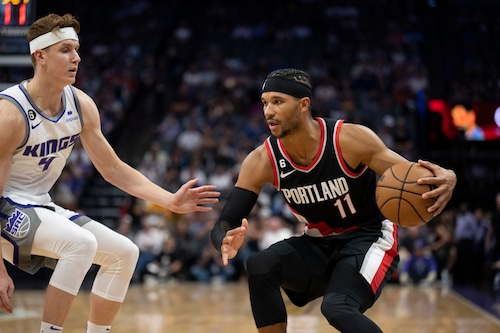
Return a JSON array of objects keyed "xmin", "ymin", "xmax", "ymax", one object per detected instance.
[{"xmin": 29, "ymin": 27, "xmax": 79, "ymax": 55}]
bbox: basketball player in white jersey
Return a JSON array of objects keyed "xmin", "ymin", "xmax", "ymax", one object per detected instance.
[{"xmin": 0, "ymin": 13, "xmax": 219, "ymax": 333}]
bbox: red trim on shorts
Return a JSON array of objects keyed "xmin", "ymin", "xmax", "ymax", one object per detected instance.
[{"xmin": 369, "ymin": 225, "xmax": 399, "ymax": 294}]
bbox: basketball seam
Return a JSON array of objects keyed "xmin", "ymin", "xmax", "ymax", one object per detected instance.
[{"xmin": 378, "ymin": 162, "xmax": 435, "ymax": 226}]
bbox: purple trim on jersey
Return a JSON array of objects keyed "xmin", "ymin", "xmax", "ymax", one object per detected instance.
[
  {"xmin": 68, "ymin": 85, "xmax": 84, "ymax": 128},
  {"xmin": 69, "ymin": 213, "xmax": 84, "ymax": 221},
  {"xmin": 1, "ymin": 197, "xmax": 43, "ymax": 208},
  {"xmin": 18, "ymin": 82, "xmax": 66, "ymax": 123},
  {"xmin": 0, "ymin": 88, "xmax": 30, "ymax": 149}
]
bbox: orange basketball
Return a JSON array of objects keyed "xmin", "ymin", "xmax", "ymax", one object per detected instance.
[{"xmin": 376, "ymin": 162, "xmax": 437, "ymax": 227}]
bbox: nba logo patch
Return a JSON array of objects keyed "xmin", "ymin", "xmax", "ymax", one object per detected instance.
[{"xmin": 4, "ymin": 208, "xmax": 31, "ymax": 238}]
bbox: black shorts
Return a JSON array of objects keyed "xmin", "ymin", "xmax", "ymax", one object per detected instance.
[{"xmin": 267, "ymin": 223, "xmax": 399, "ymax": 307}]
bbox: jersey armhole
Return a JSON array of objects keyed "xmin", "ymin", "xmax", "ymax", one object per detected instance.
[{"xmin": 0, "ymin": 93, "xmax": 30, "ymax": 149}]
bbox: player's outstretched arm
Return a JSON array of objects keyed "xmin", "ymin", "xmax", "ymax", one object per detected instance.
[{"xmin": 76, "ymin": 88, "xmax": 220, "ymax": 213}]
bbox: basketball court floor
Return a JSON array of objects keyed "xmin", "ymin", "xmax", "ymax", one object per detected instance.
[{"xmin": 2, "ymin": 282, "xmax": 499, "ymax": 332}]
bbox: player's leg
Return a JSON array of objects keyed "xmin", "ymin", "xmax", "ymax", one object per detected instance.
[
  {"xmin": 321, "ymin": 255, "xmax": 383, "ymax": 332},
  {"xmin": 246, "ymin": 237, "xmax": 325, "ymax": 332},
  {"xmin": 321, "ymin": 226, "xmax": 398, "ymax": 333},
  {"xmin": 82, "ymin": 220, "xmax": 139, "ymax": 331},
  {"xmin": 30, "ymin": 207, "xmax": 98, "ymax": 329}
]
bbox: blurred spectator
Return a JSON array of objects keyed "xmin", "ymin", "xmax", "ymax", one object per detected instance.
[
  {"xmin": 176, "ymin": 118, "xmax": 203, "ymax": 154},
  {"xmin": 206, "ymin": 163, "xmax": 234, "ymax": 196},
  {"xmin": 377, "ymin": 115, "xmax": 396, "ymax": 150},
  {"xmin": 398, "ymin": 226, "xmax": 428, "ymax": 273},
  {"xmin": 156, "ymin": 113, "xmax": 182, "ymax": 152},
  {"xmin": 190, "ymin": 243, "xmax": 237, "ymax": 283},
  {"xmin": 67, "ymin": 139, "xmax": 93, "ymax": 187},
  {"xmin": 133, "ymin": 214, "xmax": 168, "ymax": 283},
  {"xmin": 116, "ymin": 214, "xmax": 135, "ymax": 241},
  {"xmin": 139, "ymin": 140, "xmax": 170, "ymax": 183},
  {"xmin": 399, "ymin": 238, "xmax": 438, "ymax": 286},
  {"xmin": 161, "ymin": 167, "xmax": 182, "ymax": 193},
  {"xmin": 51, "ymin": 167, "xmax": 80, "ymax": 212},
  {"xmin": 428, "ymin": 210, "xmax": 456, "ymax": 287},
  {"xmin": 453, "ymin": 202, "xmax": 478, "ymax": 285},
  {"xmin": 472, "ymin": 207, "xmax": 491, "ymax": 286},
  {"xmin": 489, "ymin": 193, "xmax": 500, "ymax": 294},
  {"xmin": 145, "ymin": 235, "xmax": 186, "ymax": 283},
  {"xmin": 179, "ymin": 156, "xmax": 207, "ymax": 186},
  {"xmin": 392, "ymin": 116, "xmax": 414, "ymax": 160},
  {"xmin": 258, "ymin": 216, "xmax": 294, "ymax": 251}
]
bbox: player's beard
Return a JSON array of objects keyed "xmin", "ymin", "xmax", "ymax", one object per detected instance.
[{"xmin": 273, "ymin": 105, "xmax": 302, "ymax": 139}]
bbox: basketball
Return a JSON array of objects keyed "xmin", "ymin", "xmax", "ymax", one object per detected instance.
[{"xmin": 376, "ymin": 162, "xmax": 437, "ymax": 227}]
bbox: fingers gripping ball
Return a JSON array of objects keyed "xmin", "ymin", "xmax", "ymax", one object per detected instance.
[{"xmin": 376, "ymin": 162, "xmax": 437, "ymax": 227}]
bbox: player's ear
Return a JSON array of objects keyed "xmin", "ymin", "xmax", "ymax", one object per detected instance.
[
  {"xmin": 32, "ymin": 49, "xmax": 45, "ymax": 63},
  {"xmin": 299, "ymin": 97, "xmax": 311, "ymax": 112},
  {"xmin": 33, "ymin": 50, "xmax": 47, "ymax": 64}
]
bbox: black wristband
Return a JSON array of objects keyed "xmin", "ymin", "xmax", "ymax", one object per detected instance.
[{"xmin": 210, "ymin": 187, "xmax": 258, "ymax": 251}]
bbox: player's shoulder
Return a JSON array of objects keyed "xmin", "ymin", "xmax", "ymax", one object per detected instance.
[
  {"xmin": 248, "ymin": 143, "xmax": 268, "ymax": 160},
  {"xmin": 0, "ymin": 96, "xmax": 26, "ymax": 124},
  {"xmin": 241, "ymin": 143, "xmax": 271, "ymax": 170},
  {"xmin": 239, "ymin": 143, "xmax": 274, "ymax": 186},
  {"xmin": 69, "ymin": 85, "xmax": 89, "ymax": 101},
  {"xmin": 338, "ymin": 121, "xmax": 374, "ymax": 137},
  {"xmin": 69, "ymin": 85, "xmax": 98, "ymax": 111},
  {"xmin": 0, "ymin": 98, "xmax": 27, "ymax": 147}
]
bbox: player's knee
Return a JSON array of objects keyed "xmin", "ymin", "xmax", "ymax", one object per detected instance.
[
  {"xmin": 116, "ymin": 237, "xmax": 140, "ymax": 264},
  {"xmin": 122, "ymin": 240, "xmax": 139, "ymax": 271},
  {"xmin": 321, "ymin": 292, "xmax": 357, "ymax": 327},
  {"xmin": 103, "ymin": 235, "xmax": 139, "ymax": 272},
  {"xmin": 246, "ymin": 250, "xmax": 280, "ymax": 276},
  {"xmin": 66, "ymin": 230, "xmax": 98, "ymax": 263},
  {"xmin": 55, "ymin": 230, "xmax": 97, "ymax": 280}
]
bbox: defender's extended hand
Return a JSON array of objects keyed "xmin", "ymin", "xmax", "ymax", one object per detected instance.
[{"xmin": 169, "ymin": 178, "xmax": 220, "ymax": 213}]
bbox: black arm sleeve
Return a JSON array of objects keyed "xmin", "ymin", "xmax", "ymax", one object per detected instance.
[{"xmin": 210, "ymin": 187, "xmax": 259, "ymax": 252}]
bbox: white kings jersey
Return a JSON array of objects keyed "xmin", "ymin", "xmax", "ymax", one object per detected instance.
[{"xmin": 0, "ymin": 81, "xmax": 83, "ymax": 205}]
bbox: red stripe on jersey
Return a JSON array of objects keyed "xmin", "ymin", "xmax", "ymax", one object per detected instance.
[
  {"xmin": 265, "ymin": 138, "xmax": 280, "ymax": 189},
  {"xmin": 277, "ymin": 117, "xmax": 326, "ymax": 172},
  {"xmin": 307, "ymin": 220, "xmax": 359, "ymax": 236},
  {"xmin": 333, "ymin": 120, "xmax": 368, "ymax": 178}
]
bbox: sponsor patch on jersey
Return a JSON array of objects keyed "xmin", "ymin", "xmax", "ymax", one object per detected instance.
[{"xmin": 4, "ymin": 209, "xmax": 31, "ymax": 238}]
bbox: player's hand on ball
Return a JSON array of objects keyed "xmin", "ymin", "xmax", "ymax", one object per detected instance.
[
  {"xmin": 417, "ymin": 159, "xmax": 456, "ymax": 216},
  {"xmin": 221, "ymin": 218, "xmax": 248, "ymax": 266}
]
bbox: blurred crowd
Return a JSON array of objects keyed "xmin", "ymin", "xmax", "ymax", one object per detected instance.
[{"xmin": 27, "ymin": 0, "xmax": 500, "ymax": 292}]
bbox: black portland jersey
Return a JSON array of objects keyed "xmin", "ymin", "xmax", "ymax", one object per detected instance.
[{"xmin": 265, "ymin": 118, "xmax": 385, "ymax": 237}]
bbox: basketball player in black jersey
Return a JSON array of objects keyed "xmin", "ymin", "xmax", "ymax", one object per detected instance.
[{"xmin": 210, "ymin": 68, "xmax": 456, "ymax": 333}]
